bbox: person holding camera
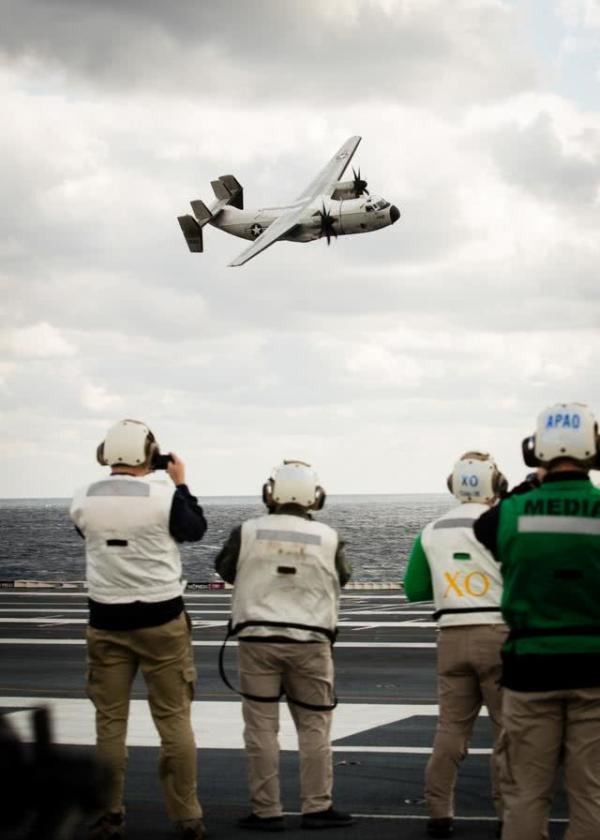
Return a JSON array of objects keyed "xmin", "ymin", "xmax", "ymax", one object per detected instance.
[
  {"xmin": 215, "ymin": 460, "xmax": 355, "ymax": 832},
  {"xmin": 70, "ymin": 419, "xmax": 207, "ymax": 840},
  {"xmin": 474, "ymin": 403, "xmax": 600, "ymax": 840},
  {"xmin": 404, "ymin": 452, "xmax": 509, "ymax": 839}
]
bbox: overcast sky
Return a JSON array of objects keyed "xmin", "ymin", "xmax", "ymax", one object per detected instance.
[{"xmin": 1, "ymin": 0, "xmax": 599, "ymax": 498}]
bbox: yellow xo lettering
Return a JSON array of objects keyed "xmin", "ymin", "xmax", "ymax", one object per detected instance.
[{"xmin": 443, "ymin": 571, "xmax": 490, "ymax": 598}]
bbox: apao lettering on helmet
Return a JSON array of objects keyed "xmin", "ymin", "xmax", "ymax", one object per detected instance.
[{"xmin": 545, "ymin": 413, "xmax": 581, "ymax": 429}]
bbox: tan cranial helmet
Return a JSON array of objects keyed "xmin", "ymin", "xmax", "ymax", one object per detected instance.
[
  {"xmin": 96, "ymin": 419, "xmax": 158, "ymax": 468},
  {"xmin": 447, "ymin": 451, "xmax": 508, "ymax": 504},
  {"xmin": 262, "ymin": 460, "xmax": 326, "ymax": 510}
]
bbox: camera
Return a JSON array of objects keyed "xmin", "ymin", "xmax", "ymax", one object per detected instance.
[{"xmin": 151, "ymin": 452, "xmax": 174, "ymax": 470}]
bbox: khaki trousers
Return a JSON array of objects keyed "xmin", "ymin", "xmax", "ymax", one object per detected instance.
[
  {"xmin": 86, "ymin": 612, "xmax": 202, "ymax": 822},
  {"xmin": 238, "ymin": 641, "xmax": 335, "ymax": 818},
  {"xmin": 500, "ymin": 686, "xmax": 600, "ymax": 840},
  {"xmin": 425, "ymin": 623, "xmax": 508, "ymax": 819}
]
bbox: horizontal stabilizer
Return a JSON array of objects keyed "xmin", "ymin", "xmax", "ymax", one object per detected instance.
[
  {"xmin": 177, "ymin": 215, "xmax": 204, "ymax": 253},
  {"xmin": 190, "ymin": 199, "xmax": 212, "ymax": 227}
]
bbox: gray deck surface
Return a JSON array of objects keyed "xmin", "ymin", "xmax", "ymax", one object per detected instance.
[{"xmin": 0, "ymin": 590, "xmax": 568, "ymax": 839}]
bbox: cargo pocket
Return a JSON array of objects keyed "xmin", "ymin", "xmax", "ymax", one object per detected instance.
[
  {"xmin": 86, "ymin": 667, "xmax": 97, "ymax": 705},
  {"xmin": 496, "ymin": 729, "xmax": 515, "ymax": 789},
  {"xmin": 182, "ymin": 665, "xmax": 197, "ymax": 702}
]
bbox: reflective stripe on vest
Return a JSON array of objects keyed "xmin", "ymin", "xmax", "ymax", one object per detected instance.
[{"xmin": 518, "ymin": 516, "xmax": 600, "ymax": 536}]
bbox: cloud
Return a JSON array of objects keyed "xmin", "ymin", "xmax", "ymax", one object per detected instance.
[
  {"xmin": 1, "ymin": 0, "xmax": 533, "ymax": 107},
  {"xmin": 556, "ymin": 0, "xmax": 600, "ymax": 29},
  {"xmin": 80, "ymin": 382, "xmax": 122, "ymax": 412},
  {"xmin": 484, "ymin": 110, "xmax": 600, "ymax": 204},
  {"xmin": 3, "ymin": 322, "xmax": 77, "ymax": 358}
]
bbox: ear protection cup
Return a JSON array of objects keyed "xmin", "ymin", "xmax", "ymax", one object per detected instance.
[
  {"xmin": 446, "ymin": 474, "xmax": 453, "ymax": 494},
  {"xmin": 592, "ymin": 423, "xmax": 600, "ymax": 469},
  {"xmin": 493, "ymin": 469, "xmax": 509, "ymax": 497},
  {"xmin": 262, "ymin": 479, "xmax": 275, "ymax": 507},
  {"xmin": 144, "ymin": 430, "xmax": 159, "ymax": 468},
  {"xmin": 313, "ymin": 486, "xmax": 326, "ymax": 511},
  {"xmin": 96, "ymin": 442, "xmax": 107, "ymax": 466},
  {"xmin": 522, "ymin": 435, "xmax": 540, "ymax": 468}
]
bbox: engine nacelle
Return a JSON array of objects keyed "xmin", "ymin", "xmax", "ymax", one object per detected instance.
[{"xmin": 330, "ymin": 180, "xmax": 358, "ymax": 200}]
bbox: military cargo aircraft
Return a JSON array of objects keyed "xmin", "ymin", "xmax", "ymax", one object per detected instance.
[{"xmin": 177, "ymin": 136, "xmax": 400, "ymax": 267}]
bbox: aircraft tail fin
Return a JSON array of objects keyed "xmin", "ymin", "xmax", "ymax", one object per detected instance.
[
  {"xmin": 177, "ymin": 215, "xmax": 204, "ymax": 253},
  {"xmin": 211, "ymin": 174, "xmax": 244, "ymax": 209}
]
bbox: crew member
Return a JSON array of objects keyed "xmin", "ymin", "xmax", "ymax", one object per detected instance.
[
  {"xmin": 474, "ymin": 403, "xmax": 600, "ymax": 840},
  {"xmin": 404, "ymin": 452, "xmax": 508, "ymax": 839},
  {"xmin": 70, "ymin": 419, "xmax": 207, "ymax": 840},
  {"xmin": 215, "ymin": 460, "xmax": 355, "ymax": 831}
]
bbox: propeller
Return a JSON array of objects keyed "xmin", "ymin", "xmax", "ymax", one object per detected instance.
[
  {"xmin": 352, "ymin": 166, "xmax": 369, "ymax": 197},
  {"xmin": 317, "ymin": 202, "xmax": 338, "ymax": 246}
]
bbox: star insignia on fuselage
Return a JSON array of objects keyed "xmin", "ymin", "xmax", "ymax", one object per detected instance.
[{"xmin": 250, "ymin": 223, "xmax": 263, "ymax": 238}]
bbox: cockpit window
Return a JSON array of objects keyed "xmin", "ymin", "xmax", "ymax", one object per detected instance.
[{"xmin": 376, "ymin": 200, "xmax": 389, "ymax": 210}]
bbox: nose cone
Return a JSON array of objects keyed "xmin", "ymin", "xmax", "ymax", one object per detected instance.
[{"xmin": 390, "ymin": 205, "xmax": 401, "ymax": 224}]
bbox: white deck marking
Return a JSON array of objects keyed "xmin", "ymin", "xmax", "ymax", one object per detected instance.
[
  {"xmin": 0, "ymin": 608, "xmax": 89, "ymax": 613},
  {"xmin": 0, "ymin": 609, "xmax": 232, "ymax": 615},
  {"xmin": 331, "ymin": 746, "xmax": 491, "ymax": 754},
  {"xmin": 0, "ymin": 697, "xmax": 486, "ymax": 751},
  {"xmin": 0, "ymin": 638, "xmax": 436, "ymax": 648},
  {"xmin": 0, "ymin": 608, "xmax": 427, "ymax": 617},
  {"xmin": 282, "ymin": 812, "xmax": 567, "ymax": 823},
  {"xmin": 0, "ymin": 618, "xmax": 89, "ymax": 624},
  {"xmin": 0, "ymin": 618, "xmax": 436, "ymax": 628},
  {"xmin": 0, "ymin": 592, "xmax": 408, "ymax": 600},
  {"xmin": 339, "ymin": 610, "xmax": 431, "ymax": 616},
  {"xmin": 338, "ymin": 621, "xmax": 436, "ymax": 628}
]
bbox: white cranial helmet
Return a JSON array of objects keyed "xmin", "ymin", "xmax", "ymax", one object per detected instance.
[
  {"xmin": 97, "ymin": 419, "xmax": 158, "ymax": 467},
  {"xmin": 264, "ymin": 460, "xmax": 326, "ymax": 509},
  {"xmin": 522, "ymin": 403, "xmax": 599, "ymax": 468},
  {"xmin": 447, "ymin": 452, "xmax": 507, "ymax": 504}
]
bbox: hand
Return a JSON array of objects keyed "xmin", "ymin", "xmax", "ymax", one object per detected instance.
[{"xmin": 167, "ymin": 453, "xmax": 186, "ymax": 486}]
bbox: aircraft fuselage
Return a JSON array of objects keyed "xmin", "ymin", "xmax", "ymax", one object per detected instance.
[{"xmin": 210, "ymin": 195, "xmax": 399, "ymax": 243}]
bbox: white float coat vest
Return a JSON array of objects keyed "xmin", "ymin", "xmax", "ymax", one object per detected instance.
[
  {"xmin": 231, "ymin": 514, "xmax": 340, "ymax": 642},
  {"xmin": 421, "ymin": 502, "xmax": 504, "ymax": 627},
  {"xmin": 70, "ymin": 475, "xmax": 183, "ymax": 603}
]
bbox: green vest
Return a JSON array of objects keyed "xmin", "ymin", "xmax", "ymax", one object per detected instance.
[{"xmin": 497, "ymin": 477, "xmax": 600, "ymax": 656}]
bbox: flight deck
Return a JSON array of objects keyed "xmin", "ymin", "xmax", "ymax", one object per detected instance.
[{"xmin": 0, "ymin": 588, "xmax": 568, "ymax": 839}]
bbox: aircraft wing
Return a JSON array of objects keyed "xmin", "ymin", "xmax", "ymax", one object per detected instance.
[
  {"xmin": 228, "ymin": 205, "xmax": 306, "ymax": 267},
  {"xmin": 295, "ymin": 135, "xmax": 361, "ymax": 201},
  {"xmin": 228, "ymin": 135, "xmax": 361, "ymax": 266}
]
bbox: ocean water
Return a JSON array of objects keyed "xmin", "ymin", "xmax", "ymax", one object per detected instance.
[{"xmin": 0, "ymin": 494, "xmax": 454, "ymax": 582}]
